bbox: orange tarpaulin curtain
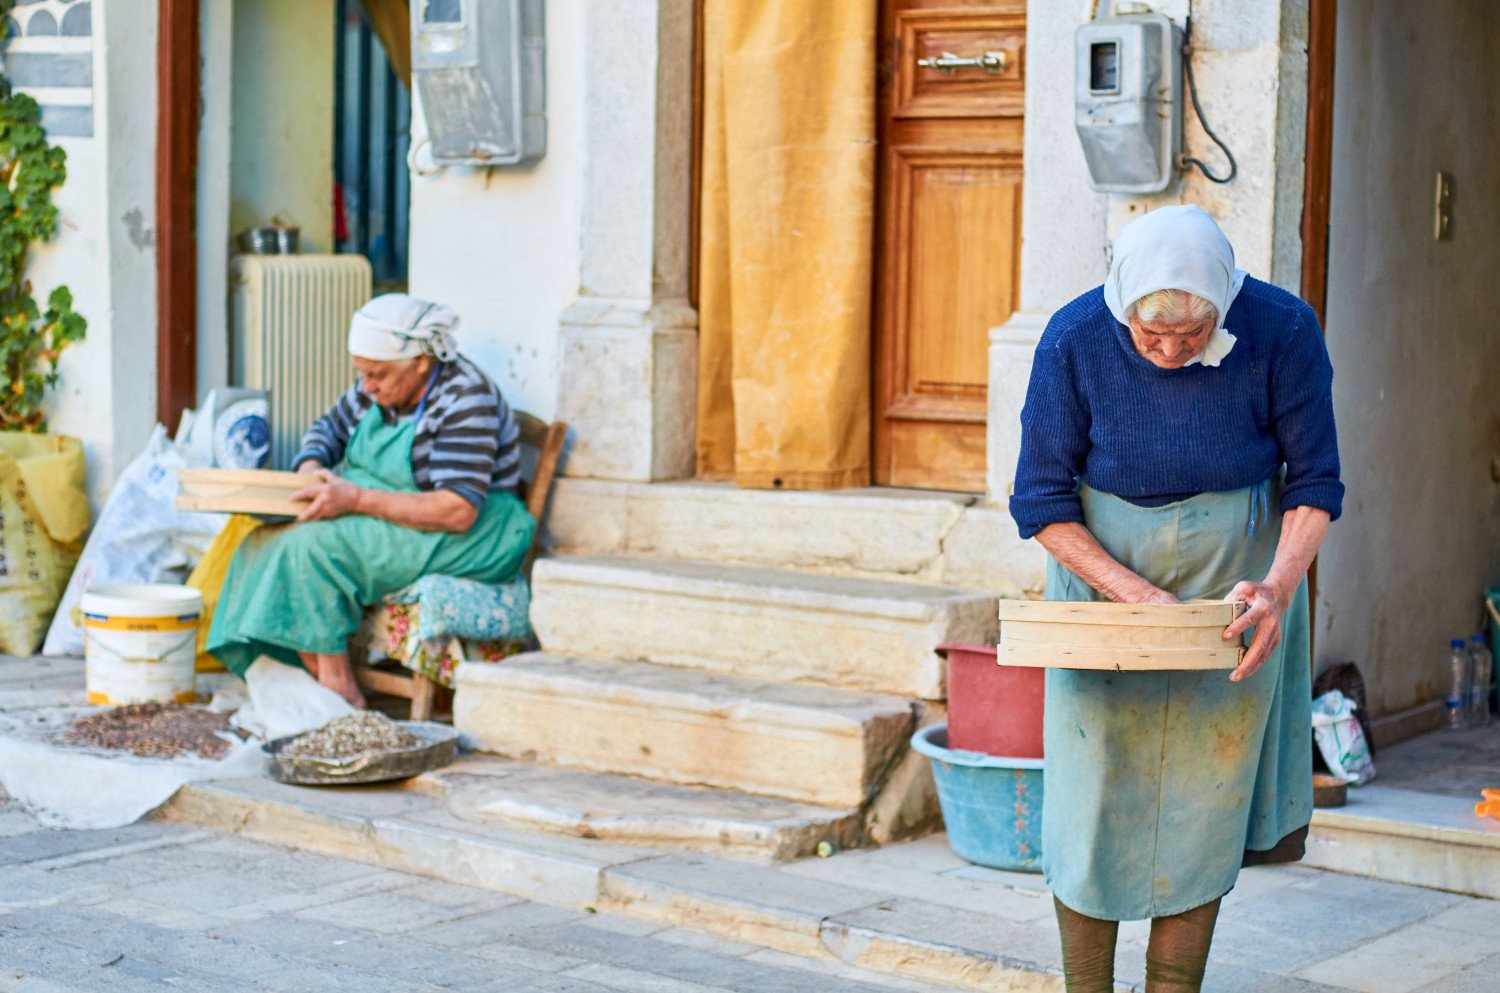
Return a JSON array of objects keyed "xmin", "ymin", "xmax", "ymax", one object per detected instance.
[
  {"xmin": 696, "ymin": 0, "xmax": 877, "ymax": 490},
  {"xmin": 361, "ymin": 0, "xmax": 411, "ymax": 87}
]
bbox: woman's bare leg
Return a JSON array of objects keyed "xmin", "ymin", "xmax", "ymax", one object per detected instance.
[
  {"xmin": 1054, "ymin": 897, "xmax": 1119, "ymax": 993},
  {"xmin": 313, "ymin": 652, "xmax": 365, "ymax": 708},
  {"xmin": 1145, "ymin": 898, "xmax": 1222, "ymax": 993},
  {"xmin": 297, "ymin": 652, "xmax": 321, "ymax": 677}
]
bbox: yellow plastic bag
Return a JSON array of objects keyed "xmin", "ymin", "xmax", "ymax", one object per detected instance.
[
  {"xmin": 186, "ymin": 514, "xmax": 263, "ymax": 671},
  {"xmin": 0, "ymin": 433, "xmax": 90, "ymax": 656}
]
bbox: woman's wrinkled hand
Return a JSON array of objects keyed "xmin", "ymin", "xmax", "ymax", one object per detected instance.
[
  {"xmin": 291, "ymin": 479, "xmax": 363, "ymax": 522},
  {"xmin": 1223, "ymin": 580, "xmax": 1287, "ymax": 682},
  {"xmin": 296, "ymin": 462, "xmax": 335, "ymax": 483},
  {"xmin": 1116, "ymin": 582, "xmax": 1182, "ymax": 606}
]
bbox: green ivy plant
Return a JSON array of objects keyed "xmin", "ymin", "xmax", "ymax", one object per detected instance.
[{"xmin": 0, "ymin": 0, "xmax": 87, "ymax": 432}]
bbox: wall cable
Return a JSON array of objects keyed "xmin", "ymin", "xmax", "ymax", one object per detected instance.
[{"xmin": 1179, "ymin": 16, "xmax": 1238, "ymax": 184}]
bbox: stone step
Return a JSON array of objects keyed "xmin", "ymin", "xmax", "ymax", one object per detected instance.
[
  {"xmin": 544, "ymin": 478, "xmax": 1045, "ymax": 596},
  {"xmin": 414, "ymin": 755, "xmax": 863, "ymax": 861},
  {"xmin": 156, "ymin": 775, "xmax": 1084, "ymax": 991},
  {"xmin": 453, "ymin": 653, "xmax": 916, "ymax": 808},
  {"xmin": 1305, "ymin": 783, "xmax": 1500, "ymax": 899},
  {"xmin": 529, "ymin": 555, "xmax": 997, "ymax": 699}
]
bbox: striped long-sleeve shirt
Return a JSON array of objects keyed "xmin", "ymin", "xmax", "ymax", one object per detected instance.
[{"xmin": 294, "ymin": 355, "xmax": 522, "ymax": 507}]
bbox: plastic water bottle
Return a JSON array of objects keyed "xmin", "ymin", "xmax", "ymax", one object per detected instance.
[
  {"xmin": 1446, "ymin": 638, "xmax": 1472, "ymax": 730},
  {"xmin": 1470, "ymin": 634, "xmax": 1493, "ymax": 727}
]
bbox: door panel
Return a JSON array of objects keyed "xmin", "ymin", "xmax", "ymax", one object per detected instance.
[
  {"xmin": 893, "ymin": 9, "xmax": 1025, "ymax": 119},
  {"xmin": 874, "ymin": 0, "xmax": 1025, "ymax": 492}
]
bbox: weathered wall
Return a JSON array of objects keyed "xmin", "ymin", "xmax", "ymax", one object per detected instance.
[
  {"xmin": 986, "ymin": 0, "xmax": 1309, "ymax": 598},
  {"xmin": 1317, "ymin": 1, "xmax": 1500, "ymax": 732},
  {"xmin": 1099, "ymin": 0, "xmax": 1308, "ymax": 281},
  {"xmin": 405, "ymin": 1, "xmax": 588, "ymax": 422},
  {"xmin": 228, "ymin": 0, "xmax": 335, "ymax": 252},
  {"xmin": 20, "ymin": 0, "xmax": 160, "ymax": 506}
]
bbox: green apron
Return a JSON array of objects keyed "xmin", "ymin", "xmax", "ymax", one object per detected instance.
[
  {"xmin": 1041, "ymin": 479, "xmax": 1312, "ymax": 921},
  {"xmin": 207, "ymin": 402, "xmax": 535, "ymax": 677}
]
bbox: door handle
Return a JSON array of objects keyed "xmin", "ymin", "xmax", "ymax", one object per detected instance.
[{"xmin": 915, "ymin": 50, "xmax": 1008, "ymax": 75}]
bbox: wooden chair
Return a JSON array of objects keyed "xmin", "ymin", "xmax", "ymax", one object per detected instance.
[{"xmin": 353, "ymin": 412, "xmax": 568, "ymax": 720}]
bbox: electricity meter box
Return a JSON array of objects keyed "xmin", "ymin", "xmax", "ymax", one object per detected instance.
[
  {"xmin": 412, "ymin": 0, "xmax": 545, "ymax": 166},
  {"xmin": 1074, "ymin": 13, "xmax": 1181, "ymax": 194}
]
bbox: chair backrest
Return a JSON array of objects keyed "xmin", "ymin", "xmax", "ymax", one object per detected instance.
[{"xmin": 513, "ymin": 410, "xmax": 568, "ymax": 573}]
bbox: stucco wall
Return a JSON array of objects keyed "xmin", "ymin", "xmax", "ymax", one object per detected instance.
[
  {"xmin": 405, "ymin": 1, "xmax": 588, "ymax": 422},
  {"xmin": 22, "ymin": 0, "xmax": 160, "ymax": 506},
  {"xmin": 1317, "ymin": 1, "xmax": 1500, "ymax": 728},
  {"xmin": 228, "ymin": 0, "xmax": 335, "ymax": 253},
  {"xmin": 989, "ymin": 0, "xmax": 1309, "ymax": 516},
  {"xmin": 1101, "ymin": 0, "xmax": 1308, "ymax": 290}
]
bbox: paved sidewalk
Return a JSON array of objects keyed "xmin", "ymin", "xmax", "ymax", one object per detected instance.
[
  {"xmin": 0, "ymin": 799, "xmax": 969, "ymax": 993},
  {"xmin": 158, "ymin": 769, "xmax": 1500, "ymax": 993},
  {"xmin": 6, "ymin": 793, "xmax": 1497, "ymax": 993},
  {"xmin": 3, "ymin": 653, "xmax": 1497, "ymax": 993}
]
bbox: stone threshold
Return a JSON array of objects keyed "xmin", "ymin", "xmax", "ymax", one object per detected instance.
[
  {"xmin": 155, "ymin": 775, "xmax": 1082, "ymax": 992},
  {"xmin": 1306, "ymin": 783, "xmax": 1500, "ymax": 898},
  {"xmin": 544, "ymin": 477, "xmax": 1046, "ymax": 596}
]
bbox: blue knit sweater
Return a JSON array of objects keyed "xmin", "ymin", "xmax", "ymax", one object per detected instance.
[{"xmin": 1009, "ymin": 277, "xmax": 1343, "ymax": 539}]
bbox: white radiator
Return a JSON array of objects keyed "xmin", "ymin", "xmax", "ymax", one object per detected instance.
[{"xmin": 230, "ymin": 254, "xmax": 373, "ymax": 469}]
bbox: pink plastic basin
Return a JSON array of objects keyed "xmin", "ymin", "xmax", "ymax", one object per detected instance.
[{"xmin": 938, "ymin": 643, "xmax": 1045, "ymax": 759}]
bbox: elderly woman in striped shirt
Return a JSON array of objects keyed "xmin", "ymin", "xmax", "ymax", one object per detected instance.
[{"xmin": 206, "ymin": 294, "xmax": 535, "ymax": 706}]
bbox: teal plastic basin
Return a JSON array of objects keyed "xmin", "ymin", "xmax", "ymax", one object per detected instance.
[{"xmin": 911, "ymin": 724, "xmax": 1045, "ymax": 872}]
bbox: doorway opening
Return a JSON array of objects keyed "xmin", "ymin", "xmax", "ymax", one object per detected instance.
[
  {"xmin": 689, "ymin": 1, "xmax": 1024, "ymax": 494},
  {"xmin": 872, "ymin": 0, "xmax": 1024, "ymax": 493},
  {"xmin": 334, "ymin": 0, "xmax": 412, "ymax": 291},
  {"xmin": 1315, "ymin": 0, "xmax": 1500, "ymax": 764}
]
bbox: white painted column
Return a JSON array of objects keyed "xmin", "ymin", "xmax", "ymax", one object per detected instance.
[
  {"xmin": 987, "ymin": 0, "xmax": 1309, "ymax": 505},
  {"xmin": 555, "ymin": 0, "xmax": 697, "ymax": 482},
  {"xmin": 987, "ymin": 1, "xmax": 1110, "ymax": 505}
]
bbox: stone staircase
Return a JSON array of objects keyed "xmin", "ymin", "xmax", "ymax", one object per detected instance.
[{"xmin": 451, "ymin": 478, "xmax": 1045, "ymax": 861}]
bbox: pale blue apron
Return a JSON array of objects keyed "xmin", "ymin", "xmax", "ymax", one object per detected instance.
[
  {"xmin": 207, "ymin": 385, "xmax": 535, "ymax": 677},
  {"xmin": 1041, "ymin": 479, "xmax": 1312, "ymax": 921}
]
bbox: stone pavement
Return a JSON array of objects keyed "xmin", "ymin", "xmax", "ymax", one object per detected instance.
[
  {"xmin": 158, "ymin": 774, "xmax": 1500, "ymax": 993},
  {"xmin": 4, "ymin": 653, "xmax": 1498, "ymax": 993},
  {"xmin": 0, "ymin": 798, "xmax": 974, "ymax": 993},
  {"xmin": 4, "ymin": 794, "xmax": 1498, "ymax": 993}
]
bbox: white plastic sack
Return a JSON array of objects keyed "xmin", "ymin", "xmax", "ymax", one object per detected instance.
[
  {"xmin": 41, "ymin": 425, "xmax": 229, "ymax": 658},
  {"xmin": 1312, "ymin": 689, "xmax": 1376, "ymax": 785},
  {"xmin": 231, "ymin": 656, "xmax": 354, "ymax": 742}
]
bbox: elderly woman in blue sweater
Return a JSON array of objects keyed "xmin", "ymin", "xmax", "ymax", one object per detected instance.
[{"xmin": 1010, "ymin": 205, "xmax": 1342, "ymax": 993}]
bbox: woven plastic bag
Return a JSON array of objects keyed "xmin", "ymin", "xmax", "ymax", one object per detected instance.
[
  {"xmin": 42, "ymin": 426, "xmax": 227, "ymax": 658},
  {"xmin": 1312, "ymin": 689, "xmax": 1376, "ymax": 785},
  {"xmin": 0, "ymin": 433, "xmax": 89, "ymax": 656}
]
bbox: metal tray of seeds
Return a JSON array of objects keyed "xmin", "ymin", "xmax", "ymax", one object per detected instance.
[{"xmin": 264, "ymin": 720, "xmax": 460, "ymax": 786}]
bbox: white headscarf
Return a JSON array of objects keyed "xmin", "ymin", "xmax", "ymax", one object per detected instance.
[
  {"xmin": 1103, "ymin": 204, "xmax": 1248, "ymax": 368},
  {"xmin": 347, "ymin": 293, "xmax": 460, "ymax": 363}
]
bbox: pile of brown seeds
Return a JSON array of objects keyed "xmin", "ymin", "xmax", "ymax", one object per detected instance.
[
  {"xmin": 281, "ymin": 711, "xmax": 420, "ymax": 760},
  {"xmin": 67, "ymin": 704, "xmax": 235, "ymax": 759}
]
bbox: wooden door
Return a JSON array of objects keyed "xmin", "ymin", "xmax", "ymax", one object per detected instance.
[{"xmin": 873, "ymin": 0, "xmax": 1025, "ymax": 492}]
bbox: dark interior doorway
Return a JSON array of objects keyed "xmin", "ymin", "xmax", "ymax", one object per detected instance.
[{"xmin": 334, "ymin": 0, "xmax": 412, "ymax": 290}]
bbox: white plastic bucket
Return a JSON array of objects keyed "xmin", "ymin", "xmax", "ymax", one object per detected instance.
[{"xmin": 81, "ymin": 584, "xmax": 202, "ymax": 706}]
